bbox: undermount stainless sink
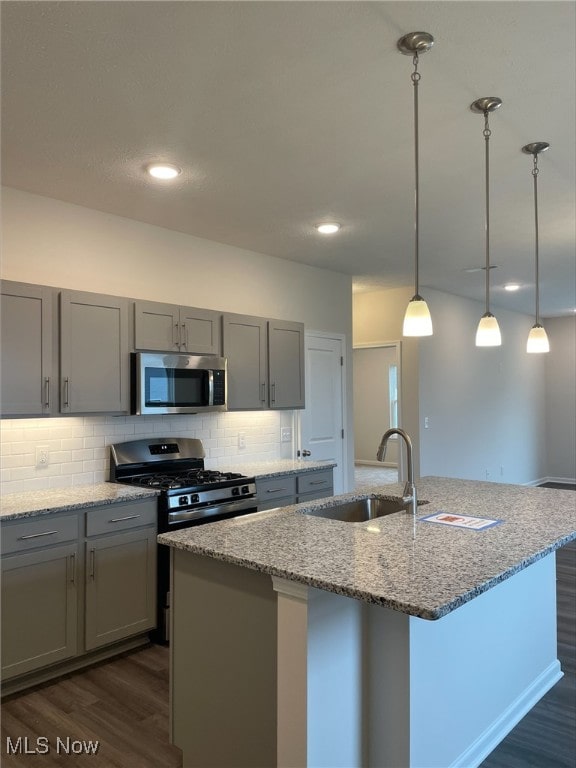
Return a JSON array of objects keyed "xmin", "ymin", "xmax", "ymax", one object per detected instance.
[{"xmin": 303, "ymin": 496, "xmax": 427, "ymax": 523}]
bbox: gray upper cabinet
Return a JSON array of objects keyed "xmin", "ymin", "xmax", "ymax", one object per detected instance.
[
  {"xmin": 268, "ymin": 320, "xmax": 305, "ymax": 409},
  {"xmin": 223, "ymin": 314, "xmax": 268, "ymax": 410},
  {"xmin": 223, "ymin": 314, "xmax": 305, "ymax": 410},
  {"xmin": 60, "ymin": 290, "xmax": 129, "ymax": 414},
  {"xmin": 1, "ymin": 281, "xmax": 54, "ymax": 416},
  {"xmin": 134, "ymin": 300, "xmax": 221, "ymax": 355}
]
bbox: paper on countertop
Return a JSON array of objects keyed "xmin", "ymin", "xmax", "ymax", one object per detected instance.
[{"xmin": 419, "ymin": 512, "xmax": 502, "ymax": 531}]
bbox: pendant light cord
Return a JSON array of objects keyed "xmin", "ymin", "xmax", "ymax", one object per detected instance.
[
  {"xmin": 483, "ymin": 111, "xmax": 491, "ymax": 315},
  {"xmin": 412, "ymin": 53, "xmax": 421, "ymax": 298},
  {"xmin": 532, "ymin": 154, "xmax": 541, "ymax": 325}
]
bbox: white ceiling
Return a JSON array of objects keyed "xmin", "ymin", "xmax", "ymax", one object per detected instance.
[{"xmin": 2, "ymin": 1, "xmax": 575, "ymax": 317}]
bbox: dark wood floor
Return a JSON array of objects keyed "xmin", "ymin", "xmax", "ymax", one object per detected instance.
[
  {"xmin": 1, "ymin": 645, "xmax": 182, "ymax": 767},
  {"xmin": 2, "ymin": 543, "xmax": 575, "ymax": 767}
]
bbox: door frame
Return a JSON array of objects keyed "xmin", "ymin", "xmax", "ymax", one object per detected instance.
[
  {"xmin": 298, "ymin": 330, "xmax": 348, "ymax": 494},
  {"xmin": 352, "ymin": 340, "xmax": 404, "ymax": 481}
]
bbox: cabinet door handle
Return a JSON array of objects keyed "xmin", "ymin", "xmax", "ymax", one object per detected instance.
[
  {"xmin": 266, "ymin": 487, "xmax": 288, "ymax": 493},
  {"xmin": 19, "ymin": 530, "xmax": 59, "ymax": 540},
  {"xmin": 271, "ymin": 382, "xmax": 276, "ymax": 404},
  {"xmin": 63, "ymin": 377, "xmax": 70, "ymax": 407},
  {"xmin": 261, "ymin": 383, "xmax": 266, "ymax": 403},
  {"xmin": 69, "ymin": 553, "xmax": 76, "ymax": 584},
  {"xmin": 109, "ymin": 514, "xmax": 140, "ymax": 523},
  {"xmin": 181, "ymin": 323, "xmax": 187, "ymax": 350},
  {"xmin": 89, "ymin": 548, "xmax": 96, "ymax": 580},
  {"xmin": 44, "ymin": 377, "xmax": 50, "ymax": 408},
  {"xmin": 173, "ymin": 322, "xmax": 180, "ymax": 348}
]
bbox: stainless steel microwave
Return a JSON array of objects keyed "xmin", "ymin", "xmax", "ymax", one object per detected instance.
[{"xmin": 131, "ymin": 352, "xmax": 227, "ymax": 415}]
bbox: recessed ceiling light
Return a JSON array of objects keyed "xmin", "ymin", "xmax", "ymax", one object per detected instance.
[
  {"xmin": 504, "ymin": 283, "xmax": 521, "ymax": 292},
  {"xmin": 316, "ymin": 223, "xmax": 341, "ymax": 235},
  {"xmin": 146, "ymin": 163, "xmax": 181, "ymax": 180}
]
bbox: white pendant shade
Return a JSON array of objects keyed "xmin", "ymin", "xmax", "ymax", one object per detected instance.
[
  {"xmin": 475, "ymin": 313, "xmax": 502, "ymax": 347},
  {"xmin": 526, "ymin": 324, "xmax": 550, "ymax": 353},
  {"xmin": 403, "ymin": 297, "xmax": 433, "ymax": 337}
]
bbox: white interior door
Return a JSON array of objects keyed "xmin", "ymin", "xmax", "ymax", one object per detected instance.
[{"xmin": 298, "ymin": 333, "xmax": 345, "ymax": 494}]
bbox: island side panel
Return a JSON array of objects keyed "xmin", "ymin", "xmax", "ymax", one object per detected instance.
[
  {"xmin": 170, "ymin": 549, "xmax": 277, "ymax": 768},
  {"xmin": 409, "ymin": 552, "xmax": 562, "ymax": 768}
]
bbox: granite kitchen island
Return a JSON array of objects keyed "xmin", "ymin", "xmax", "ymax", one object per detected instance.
[{"xmin": 158, "ymin": 477, "xmax": 576, "ymax": 768}]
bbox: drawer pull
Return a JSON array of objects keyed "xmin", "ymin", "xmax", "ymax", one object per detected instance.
[
  {"xmin": 308, "ymin": 480, "xmax": 327, "ymax": 486},
  {"xmin": 266, "ymin": 487, "xmax": 288, "ymax": 494},
  {"xmin": 109, "ymin": 514, "xmax": 140, "ymax": 523},
  {"xmin": 19, "ymin": 530, "xmax": 59, "ymax": 540}
]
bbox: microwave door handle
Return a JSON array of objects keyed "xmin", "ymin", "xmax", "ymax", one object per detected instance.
[{"xmin": 207, "ymin": 370, "xmax": 214, "ymax": 406}]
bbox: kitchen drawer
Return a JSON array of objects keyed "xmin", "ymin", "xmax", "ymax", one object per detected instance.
[
  {"xmin": 297, "ymin": 470, "xmax": 333, "ymax": 495},
  {"xmin": 1, "ymin": 514, "xmax": 79, "ymax": 555},
  {"xmin": 256, "ymin": 475, "xmax": 297, "ymax": 502},
  {"xmin": 86, "ymin": 500, "xmax": 157, "ymax": 537}
]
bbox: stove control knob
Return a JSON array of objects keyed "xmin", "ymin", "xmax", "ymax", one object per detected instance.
[
  {"xmin": 241, "ymin": 485, "xmax": 250, "ymax": 494},
  {"xmin": 191, "ymin": 494, "xmax": 199, "ymax": 503},
  {"xmin": 178, "ymin": 496, "xmax": 189, "ymax": 507},
  {"xmin": 232, "ymin": 487, "xmax": 240, "ymax": 496}
]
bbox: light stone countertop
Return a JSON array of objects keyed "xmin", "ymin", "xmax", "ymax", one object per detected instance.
[
  {"xmin": 0, "ymin": 484, "xmax": 159, "ymax": 521},
  {"xmin": 211, "ymin": 459, "xmax": 337, "ymax": 478},
  {"xmin": 158, "ymin": 476, "xmax": 576, "ymax": 620},
  {"xmin": 0, "ymin": 461, "xmax": 333, "ymax": 522}
]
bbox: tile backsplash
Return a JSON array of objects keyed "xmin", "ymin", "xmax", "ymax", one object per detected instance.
[{"xmin": 1, "ymin": 411, "xmax": 295, "ymax": 494}]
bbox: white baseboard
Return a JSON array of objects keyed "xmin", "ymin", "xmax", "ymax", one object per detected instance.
[
  {"xmin": 450, "ymin": 660, "xmax": 563, "ymax": 768},
  {"xmin": 355, "ymin": 461, "xmax": 398, "ymax": 469},
  {"xmin": 524, "ymin": 476, "xmax": 576, "ymax": 487}
]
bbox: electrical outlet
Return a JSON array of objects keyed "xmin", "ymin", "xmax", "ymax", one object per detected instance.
[
  {"xmin": 238, "ymin": 432, "xmax": 246, "ymax": 450},
  {"xmin": 281, "ymin": 427, "xmax": 292, "ymax": 442},
  {"xmin": 36, "ymin": 446, "xmax": 50, "ymax": 468},
  {"xmin": 424, "ymin": 417, "xmax": 430, "ymax": 429}
]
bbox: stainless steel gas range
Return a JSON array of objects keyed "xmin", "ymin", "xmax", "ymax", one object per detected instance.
[{"xmin": 110, "ymin": 437, "xmax": 257, "ymax": 642}]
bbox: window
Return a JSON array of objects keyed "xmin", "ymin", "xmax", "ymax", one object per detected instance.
[{"xmin": 389, "ymin": 364, "xmax": 398, "ymax": 428}]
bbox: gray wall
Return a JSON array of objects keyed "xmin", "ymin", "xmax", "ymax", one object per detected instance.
[
  {"xmin": 545, "ymin": 317, "xmax": 576, "ymax": 481},
  {"xmin": 354, "ymin": 287, "xmax": 549, "ymax": 485}
]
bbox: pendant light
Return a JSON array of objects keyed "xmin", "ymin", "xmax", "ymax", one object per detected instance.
[
  {"xmin": 471, "ymin": 97, "xmax": 502, "ymax": 346},
  {"xmin": 398, "ymin": 32, "xmax": 434, "ymax": 337},
  {"xmin": 522, "ymin": 142, "xmax": 551, "ymax": 353}
]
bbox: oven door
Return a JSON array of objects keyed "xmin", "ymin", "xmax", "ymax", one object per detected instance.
[
  {"xmin": 155, "ymin": 495, "xmax": 258, "ymax": 644},
  {"xmin": 132, "ymin": 352, "xmax": 227, "ymax": 415},
  {"xmin": 166, "ymin": 496, "xmax": 258, "ymax": 527}
]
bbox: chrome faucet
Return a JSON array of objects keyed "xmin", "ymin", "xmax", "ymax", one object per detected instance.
[{"xmin": 377, "ymin": 428, "xmax": 417, "ymax": 519}]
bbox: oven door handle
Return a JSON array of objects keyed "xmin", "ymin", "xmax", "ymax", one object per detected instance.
[{"xmin": 166, "ymin": 497, "xmax": 257, "ymax": 526}]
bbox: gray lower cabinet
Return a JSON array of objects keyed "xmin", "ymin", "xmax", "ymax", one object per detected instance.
[
  {"xmin": 256, "ymin": 468, "xmax": 333, "ymax": 511},
  {"xmin": 134, "ymin": 300, "xmax": 221, "ymax": 355},
  {"xmin": 297, "ymin": 469, "xmax": 333, "ymax": 502},
  {"xmin": 223, "ymin": 313, "xmax": 305, "ymax": 410},
  {"xmin": 84, "ymin": 502, "xmax": 157, "ymax": 651},
  {"xmin": 0, "ymin": 280, "xmax": 54, "ymax": 416},
  {"xmin": 60, "ymin": 289, "xmax": 130, "ymax": 413},
  {"xmin": 1, "ymin": 515, "xmax": 79, "ymax": 681},
  {"xmin": 256, "ymin": 475, "xmax": 298, "ymax": 510},
  {"xmin": 0, "ymin": 499, "xmax": 157, "ymax": 687}
]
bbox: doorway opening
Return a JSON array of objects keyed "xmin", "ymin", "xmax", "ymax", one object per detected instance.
[{"xmin": 353, "ymin": 342, "xmax": 401, "ymax": 489}]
